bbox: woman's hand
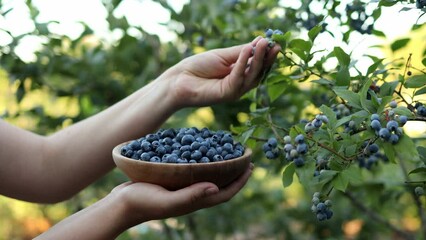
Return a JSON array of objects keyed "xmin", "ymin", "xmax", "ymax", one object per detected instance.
[
  {"xmin": 162, "ymin": 36, "xmax": 281, "ymax": 108},
  {"xmin": 114, "ymin": 163, "xmax": 254, "ymax": 225}
]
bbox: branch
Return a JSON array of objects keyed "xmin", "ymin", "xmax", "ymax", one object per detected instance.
[{"xmin": 342, "ymin": 191, "xmax": 414, "ymax": 240}]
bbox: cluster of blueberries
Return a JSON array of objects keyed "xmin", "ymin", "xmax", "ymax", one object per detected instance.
[
  {"xmin": 264, "ymin": 28, "xmax": 284, "ymax": 47},
  {"xmin": 120, "ymin": 127, "xmax": 245, "ymax": 164},
  {"xmin": 313, "ymin": 156, "xmax": 330, "ymax": 177},
  {"xmin": 357, "ymin": 141, "xmax": 389, "ymax": 170},
  {"xmin": 415, "ymin": 102, "xmax": 426, "ymax": 117},
  {"xmin": 262, "ymin": 137, "xmax": 279, "ymax": 160},
  {"xmin": 283, "ymin": 134, "xmax": 308, "ymax": 167},
  {"xmin": 311, "ymin": 192, "xmax": 333, "ymax": 221},
  {"xmin": 370, "ymin": 112, "xmax": 406, "ymax": 145},
  {"xmin": 304, "ymin": 114, "xmax": 328, "ymax": 132},
  {"xmin": 332, "ymin": 103, "xmax": 351, "ymax": 119}
]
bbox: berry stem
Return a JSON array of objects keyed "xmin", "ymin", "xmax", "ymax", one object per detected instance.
[{"xmin": 305, "ymin": 135, "xmax": 353, "ymax": 162}]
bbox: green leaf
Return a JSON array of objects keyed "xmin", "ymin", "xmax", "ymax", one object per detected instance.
[
  {"xmin": 336, "ymin": 66, "xmax": 350, "ymax": 86},
  {"xmin": 392, "ymin": 106, "xmax": 414, "ymax": 117},
  {"xmin": 415, "ymin": 86, "xmax": 426, "ymax": 96},
  {"xmin": 404, "ymin": 75, "xmax": 426, "ymax": 88},
  {"xmin": 379, "ymin": 81, "xmax": 399, "ymax": 96},
  {"xmin": 332, "ymin": 88, "xmax": 362, "ymax": 109},
  {"xmin": 418, "ymin": 146, "xmax": 426, "ymax": 164},
  {"xmin": 332, "ymin": 173, "xmax": 349, "ymax": 192},
  {"xmin": 240, "ymin": 127, "xmax": 255, "ymax": 145},
  {"xmin": 409, "ymin": 167, "xmax": 426, "ymax": 175},
  {"xmin": 394, "ymin": 135, "xmax": 419, "ymax": 161},
  {"xmin": 333, "ymin": 47, "xmax": 350, "ymax": 66},
  {"xmin": 268, "ymin": 81, "xmax": 288, "ymax": 102},
  {"xmin": 382, "ymin": 142, "xmax": 396, "ymax": 163},
  {"xmin": 367, "ymin": 58, "xmax": 384, "ymax": 76},
  {"xmin": 289, "ymin": 39, "xmax": 312, "ymax": 52},
  {"xmin": 390, "ymin": 38, "xmax": 410, "ymax": 52},
  {"xmin": 308, "ymin": 25, "xmax": 322, "ymax": 41},
  {"xmin": 422, "ymin": 58, "xmax": 426, "ymax": 67},
  {"xmin": 282, "ymin": 162, "xmax": 295, "ymax": 187}
]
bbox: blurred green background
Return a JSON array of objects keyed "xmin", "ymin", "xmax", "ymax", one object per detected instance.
[{"xmin": 1, "ymin": 0, "xmax": 425, "ymax": 239}]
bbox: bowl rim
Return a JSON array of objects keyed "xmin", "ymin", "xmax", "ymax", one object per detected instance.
[{"xmin": 112, "ymin": 141, "xmax": 252, "ymax": 167}]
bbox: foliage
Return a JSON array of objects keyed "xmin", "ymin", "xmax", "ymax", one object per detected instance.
[{"xmin": 0, "ymin": 0, "xmax": 426, "ymax": 239}]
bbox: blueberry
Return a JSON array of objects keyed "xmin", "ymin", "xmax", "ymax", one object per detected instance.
[
  {"xmin": 370, "ymin": 113, "xmax": 380, "ymax": 121},
  {"xmin": 265, "ymin": 150, "xmax": 278, "ymax": 159},
  {"xmin": 312, "ymin": 118, "xmax": 323, "ymax": 128},
  {"xmin": 177, "ymin": 159, "xmax": 189, "ymax": 164},
  {"xmin": 389, "ymin": 134, "xmax": 399, "ymax": 144},
  {"xmin": 224, "ymin": 154, "xmax": 234, "ymax": 160},
  {"xmin": 399, "ymin": 115, "xmax": 408, "ymax": 125},
  {"xmin": 206, "ymin": 148, "xmax": 218, "ymax": 160},
  {"xmin": 325, "ymin": 209, "xmax": 333, "ymax": 219},
  {"xmin": 389, "ymin": 100, "xmax": 397, "ymax": 108},
  {"xmin": 189, "ymin": 160, "xmax": 197, "ymax": 164},
  {"xmin": 305, "ymin": 122, "xmax": 315, "ymax": 132},
  {"xmin": 191, "ymin": 150, "xmax": 202, "ymax": 161},
  {"xmin": 220, "ymin": 133, "xmax": 234, "ymax": 145},
  {"xmin": 368, "ymin": 143, "xmax": 379, "ymax": 154},
  {"xmin": 181, "ymin": 151, "xmax": 191, "ymax": 160},
  {"xmin": 370, "ymin": 119, "xmax": 381, "ymax": 131},
  {"xmin": 213, "ymin": 154, "xmax": 223, "ymax": 162},
  {"xmin": 190, "ymin": 141, "xmax": 201, "ymax": 151},
  {"xmin": 223, "ymin": 142, "xmax": 234, "ymax": 152},
  {"xmin": 129, "ymin": 140, "xmax": 141, "ymax": 150},
  {"xmin": 150, "ymin": 156, "xmax": 161, "ymax": 162},
  {"xmin": 199, "ymin": 157, "xmax": 210, "ymax": 163},
  {"xmin": 284, "ymin": 143, "xmax": 293, "ymax": 152},
  {"xmin": 265, "ymin": 28, "xmax": 274, "ymax": 38},
  {"xmin": 146, "ymin": 134, "xmax": 159, "ymax": 142},
  {"xmin": 273, "ymin": 29, "xmax": 283, "ymax": 35},
  {"xmin": 324, "ymin": 200, "xmax": 332, "ymax": 207},
  {"xmin": 319, "ymin": 115, "xmax": 329, "ymax": 124},
  {"xmin": 140, "ymin": 152, "xmax": 151, "ymax": 161},
  {"xmin": 417, "ymin": 106, "xmax": 426, "ymax": 116},
  {"xmin": 181, "ymin": 134, "xmax": 195, "ymax": 145},
  {"xmin": 199, "ymin": 145, "xmax": 208, "ymax": 155},
  {"xmin": 296, "ymin": 143, "xmax": 308, "ymax": 154},
  {"xmin": 312, "ymin": 196, "xmax": 320, "ymax": 205},
  {"xmin": 293, "ymin": 157, "xmax": 305, "ymax": 167},
  {"xmin": 283, "ymin": 135, "xmax": 292, "ymax": 144},
  {"xmin": 295, "ymin": 134, "xmax": 305, "ymax": 144},
  {"xmin": 415, "ymin": 186, "xmax": 424, "ymax": 196},
  {"xmin": 386, "ymin": 120, "xmax": 399, "ymax": 132},
  {"xmin": 317, "ymin": 202, "xmax": 326, "ymax": 212},
  {"xmin": 267, "ymin": 137, "xmax": 278, "ymax": 148},
  {"xmin": 317, "ymin": 213, "xmax": 327, "ymax": 221},
  {"xmin": 379, "ymin": 128, "xmax": 391, "ymax": 140}
]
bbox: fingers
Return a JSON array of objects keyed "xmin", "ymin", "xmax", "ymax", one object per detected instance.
[
  {"xmin": 111, "ymin": 181, "xmax": 132, "ymax": 193},
  {"xmin": 213, "ymin": 36, "xmax": 263, "ymax": 66}
]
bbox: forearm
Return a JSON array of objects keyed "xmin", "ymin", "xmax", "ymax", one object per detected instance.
[
  {"xmin": 42, "ymin": 74, "xmax": 178, "ymax": 200},
  {"xmin": 0, "ymin": 71, "xmax": 179, "ymax": 203},
  {"xmin": 35, "ymin": 192, "xmax": 131, "ymax": 240}
]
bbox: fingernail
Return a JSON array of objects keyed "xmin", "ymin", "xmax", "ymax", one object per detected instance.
[{"xmin": 205, "ymin": 187, "xmax": 219, "ymax": 197}]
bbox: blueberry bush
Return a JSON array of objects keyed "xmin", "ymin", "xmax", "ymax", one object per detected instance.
[{"xmin": 1, "ymin": 0, "xmax": 425, "ymax": 239}]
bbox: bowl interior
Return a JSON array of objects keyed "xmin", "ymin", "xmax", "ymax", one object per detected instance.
[{"xmin": 112, "ymin": 142, "xmax": 252, "ymax": 190}]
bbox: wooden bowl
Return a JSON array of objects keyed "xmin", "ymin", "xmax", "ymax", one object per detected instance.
[{"xmin": 112, "ymin": 142, "xmax": 252, "ymax": 190}]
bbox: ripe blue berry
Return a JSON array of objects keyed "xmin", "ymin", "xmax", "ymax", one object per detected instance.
[
  {"xmin": 265, "ymin": 28, "xmax": 274, "ymax": 38},
  {"xmin": 415, "ymin": 186, "xmax": 424, "ymax": 196},
  {"xmin": 267, "ymin": 137, "xmax": 278, "ymax": 148},
  {"xmin": 295, "ymin": 134, "xmax": 305, "ymax": 144},
  {"xmin": 399, "ymin": 115, "xmax": 408, "ymax": 125},
  {"xmin": 368, "ymin": 143, "xmax": 379, "ymax": 154},
  {"xmin": 296, "ymin": 143, "xmax": 308, "ymax": 154},
  {"xmin": 370, "ymin": 113, "xmax": 380, "ymax": 121},
  {"xmin": 389, "ymin": 100, "xmax": 397, "ymax": 108},
  {"xmin": 370, "ymin": 119, "xmax": 381, "ymax": 131},
  {"xmin": 389, "ymin": 134, "xmax": 399, "ymax": 144},
  {"xmin": 386, "ymin": 120, "xmax": 399, "ymax": 132},
  {"xmin": 379, "ymin": 128, "xmax": 391, "ymax": 140}
]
